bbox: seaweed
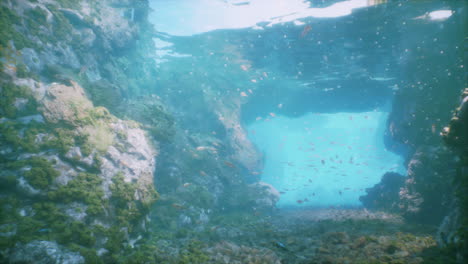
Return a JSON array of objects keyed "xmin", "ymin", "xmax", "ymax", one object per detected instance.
[
  {"xmin": 5, "ymin": 157, "xmax": 59, "ymax": 190},
  {"xmin": 0, "ymin": 82, "xmax": 38, "ymax": 119},
  {"xmin": 178, "ymin": 240, "xmax": 209, "ymax": 264},
  {"xmin": 48, "ymin": 172, "xmax": 106, "ymax": 216}
]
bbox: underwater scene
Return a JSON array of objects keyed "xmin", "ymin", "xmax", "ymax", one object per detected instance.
[{"xmin": 0, "ymin": 0, "xmax": 467, "ymax": 263}]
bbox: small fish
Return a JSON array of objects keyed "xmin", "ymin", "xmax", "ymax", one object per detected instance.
[
  {"xmin": 171, "ymin": 203, "xmax": 185, "ymax": 210},
  {"xmin": 278, "ymin": 103, "xmax": 283, "ymax": 109},
  {"xmin": 251, "ymin": 171, "xmax": 262, "ymax": 175},
  {"xmin": 248, "ymin": 89, "xmax": 253, "ymax": 94},
  {"xmin": 300, "ymin": 25, "xmax": 312, "ymax": 38},
  {"xmin": 183, "ymin": 183, "xmax": 191, "ymax": 187},
  {"xmin": 256, "ymin": 116, "xmax": 262, "ymax": 121},
  {"xmin": 37, "ymin": 228, "xmax": 50, "ymax": 233},
  {"xmin": 240, "ymin": 64, "xmax": 249, "ymax": 71},
  {"xmin": 251, "ymin": 79, "xmax": 257, "ymax": 83},
  {"xmin": 321, "ymin": 160, "xmax": 325, "ymax": 165},
  {"xmin": 269, "ymin": 112, "xmax": 276, "ymax": 117},
  {"xmin": 297, "ymin": 200, "xmax": 304, "ymax": 204},
  {"xmin": 240, "ymin": 91, "xmax": 248, "ymax": 97},
  {"xmin": 199, "ymin": 170, "xmax": 207, "ymax": 176},
  {"xmin": 224, "ymin": 161, "xmax": 236, "ymax": 168},
  {"xmin": 273, "ymin": 241, "xmax": 288, "ymax": 251}
]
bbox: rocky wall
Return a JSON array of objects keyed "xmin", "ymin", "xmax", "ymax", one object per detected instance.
[{"xmin": 0, "ymin": 0, "xmax": 160, "ymax": 262}]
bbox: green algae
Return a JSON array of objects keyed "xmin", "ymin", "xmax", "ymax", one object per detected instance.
[
  {"xmin": 178, "ymin": 240, "xmax": 210, "ymax": 264},
  {"xmin": 5, "ymin": 157, "xmax": 60, "ymax": 190},
  {"xmin": 0, "ymin": 6, "xmax": 33, "ymax": 50},
  {"xmin": 110, "ymin": 172, "xmax": 158, "ymax": 227},
  {"xmin": 48, "ymin": 172, "xmax": 106, "ymax": 216},
  {"xmin": 23, "ymin": 158, "xmax": 60, "ymax": 189},
  {"xmin": 0, "ymin": 82, "xmax": 38, "ymax": 119}
]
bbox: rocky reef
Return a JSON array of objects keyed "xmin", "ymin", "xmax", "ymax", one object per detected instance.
[
  {"xmin": 439, "ymin": 88, "xmax": 468, "ymax": 262},
  {"xmin": 0, "ymin": 0, "xmax": 160, "ymax": 262},
  {"xmin": 0, "ymin": 0, "xmax": 466, "ymax": 263},
  {"xmin": 0, "ymin": 0, "xmax": 273, "ymax": 262}
]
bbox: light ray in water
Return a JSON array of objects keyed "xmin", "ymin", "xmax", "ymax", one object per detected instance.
[{"xmin": 248, "ymin": 111, "xmax": 406, "ymax": 208}]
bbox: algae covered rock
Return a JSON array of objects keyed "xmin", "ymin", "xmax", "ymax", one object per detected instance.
[
  {"xmin": 9, "ymin": 240, "xmax": 85, "ymax": 264},
  {"xmin": 360, "ymin": 172, "xmax": 405, "ymax": 212}
]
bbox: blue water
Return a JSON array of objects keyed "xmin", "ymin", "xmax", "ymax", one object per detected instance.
[
  {"xmin": 248, "ymin": 111, "xmax": 405, "ymax": 207},
  {"xmin": 150, "ymin": 0, "xmax": 462, "ymax": 211}
]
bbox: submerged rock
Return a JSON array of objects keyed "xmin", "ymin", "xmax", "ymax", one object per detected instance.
[
  {"xmin": 9, "ymin": 240, "xmax": 84, "ymax": 264},
  {"xmin": 360, "ymin": 172, "xmax": 405, "ymax": 212}
]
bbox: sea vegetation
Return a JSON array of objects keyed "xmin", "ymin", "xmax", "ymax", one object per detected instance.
[
  {"xmin": 0, "ymin": 82, "xmax": 38, "ymax": 119},
  {"xmin": 110, "ymin": 173, "xmax": 159, "ymax": 228},
  {"xmin": 48, "ymin": 172, "xmax": 106, "ymax": 216},
  {"xmin": 120, "ymin": 99, "xmax": 176, "ymax": 142}
]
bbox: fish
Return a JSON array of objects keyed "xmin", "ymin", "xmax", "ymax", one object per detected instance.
[
  {"xmin": 269, "ymin": 112, "xmax": 276, "ymax": 117},
  {"xmin": 240, "ymin": 64, "xmax": 250, "ymax": 71},
  {"xmin": 199, "ymin": 170, "xmax": 207, "ymax": 176},
  {"xmin": 321, "ymin": 160, "xmax": 325, "ymax": 165},
  {"xmin": 224, "ymin": 161, "xmax": 236, "ymax": 168},
  {"xmin": 369, "ymin": 76, "xmax": 396, "ymax": 81},
  {"xmin": 278, "ymin": 103, "xmax": 283, "ymax": 109},
  {"xmin": 300, "ymin": 25, "xmax": 312, "ymax": 38},
  {"xmin": 240, "ymin": 91, "xmax": 248, "ymax": 97},
  {"xmin": 281, "ymin": 161, "xmax": 294, "ymax": 166},
  {"xmin": 171, "ymin": 203, "xmax": 186, "ymax": 210},
  {"xmin": 273, "ymin": 241, "xmax": 289, "ymax": 251},
  {"xmin": 297, "ymin": 200, "xmax": 304, "ymax": 204},
  {"xmin": 183, "ymin": 183, "xmax": 191, "ymax": 187}
]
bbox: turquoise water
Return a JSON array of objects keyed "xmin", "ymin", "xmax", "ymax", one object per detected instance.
[{"xmin": 248, "ymin": 111, "xmax": 405, "ymax": 207}]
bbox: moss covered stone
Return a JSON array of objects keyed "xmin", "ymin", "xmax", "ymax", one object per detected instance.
[
  {"xmin": 7, "ymin": 157, "xmax": 60, "ymax": 190},
  {"xmin": 48, "ymin": 172, "xmax": 106, "ymax": 216},
  {"xmin": 0, "ymin": 82, "xmax": 38, "ymax": 119}
]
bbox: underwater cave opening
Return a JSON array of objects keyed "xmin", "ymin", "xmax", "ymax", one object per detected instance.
[{"xmin": 246, "ymin": 110, "xmax": 406, "ymax": 208}]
